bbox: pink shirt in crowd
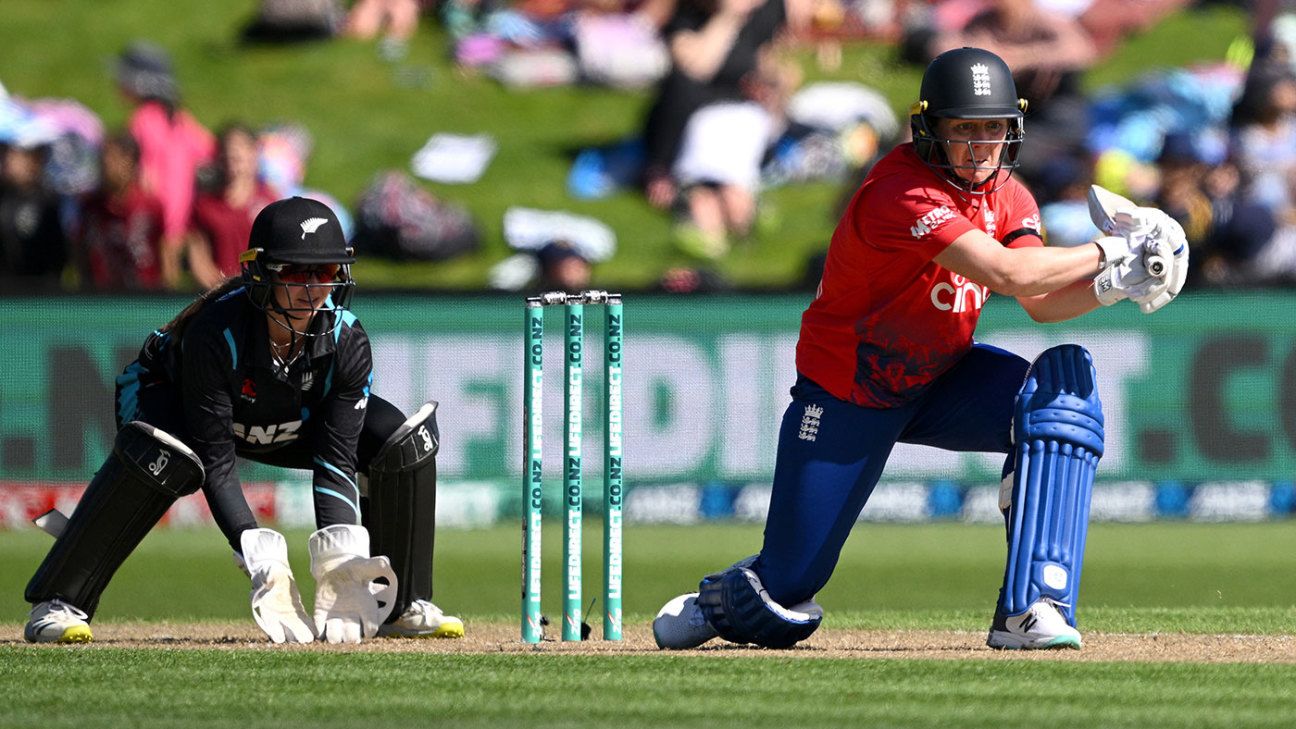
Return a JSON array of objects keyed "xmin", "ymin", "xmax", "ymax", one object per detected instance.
[{"xmin": 128, "ymin": 100, "xmax": 216, "ymax": 242}]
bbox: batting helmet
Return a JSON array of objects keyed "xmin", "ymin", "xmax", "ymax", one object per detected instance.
[
  {"xmin": 239, "ymin": 196, "xmax": 356, "ymax": 330},
  {"xmin": 910, "ymin": 47, "xmax": 1027, "ymax": 193}
]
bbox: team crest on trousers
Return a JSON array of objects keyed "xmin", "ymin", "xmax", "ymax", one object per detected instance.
[{"xmin": 798, "ymin": 405, "xmax": 824, "ymax": 442}]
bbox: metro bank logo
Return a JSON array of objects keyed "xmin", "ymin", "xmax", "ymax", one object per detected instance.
[
  {"xmin": 910, "ymin": 206, "xmax": 955, "ymax": 238},
  {"xmin": 930, "ymin": 272, "xmax": 989, "ymax": 313}
]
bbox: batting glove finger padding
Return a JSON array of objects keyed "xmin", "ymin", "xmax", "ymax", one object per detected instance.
[
  {"xmin": 240, "ymin": 528, "xmax": 316, "ymax": 644},
  {"xmin": 1131, "ymin": 212, "xmax": 1188, "ymax": 314},
  {"xmin": 308, "ymin": 524, "xmax": 398, "ymax": 644},
  {"xmin": 1093, "ymin": 236, "xmax": 1164, "ymax": 306},
  {"xmin": 1093, "ymin": 235, "xmax": 1133, "ymax": 270}
]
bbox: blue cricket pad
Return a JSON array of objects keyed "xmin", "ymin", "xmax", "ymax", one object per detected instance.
[
  {"xmin": 1001, "ymin": 345, "xmax": 1103, "ymax": 625},
  {"xmin": 697, "ymin": 563, "xmax": 822, "ymax": 649}
]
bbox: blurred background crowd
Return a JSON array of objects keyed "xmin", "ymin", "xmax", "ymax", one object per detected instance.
[{"xmin": 1, "ymin": 0, "xmax": 1292, "ymax": 295}]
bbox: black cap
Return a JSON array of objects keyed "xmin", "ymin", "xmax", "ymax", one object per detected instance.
[
  {"xmin": 115, "ymin": 41, "xmax": 179, "ymax": 104},
  {"xmin": 919, "ymin": 47, "xmax": 1023, "ymax": 120},
  {"xmin": 248, "ymin": 197, "xmax": 354, "ymax": 264},
  {"xmin": 536, "ymin": 240, "xmax": 588, "ymax": 268}
]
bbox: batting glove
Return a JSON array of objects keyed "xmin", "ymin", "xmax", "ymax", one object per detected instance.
[{"xmin": 1128, "ymin": 210, "xmax": 1189, "ymax": 314}]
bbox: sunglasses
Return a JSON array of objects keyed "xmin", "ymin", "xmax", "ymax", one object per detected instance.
[{"xmin": 267, "ymin": 263, "xmax": 342, "ymax": 284}]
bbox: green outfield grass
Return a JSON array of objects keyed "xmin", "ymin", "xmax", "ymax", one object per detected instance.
[
  {"xmin": 4, "ymin": 522, "xmax": 1295, "ymax": 630},
  {"xmin": 0, "ymin": 1, "xmax": 1249, "ymax": 290},
  {"xmin": 4, "ymin": 648, "xmax": 1296, "ymax": 729},
  {"xmin": 5, "ymin": 522, "xmax": 1296, "ymax": 729}
]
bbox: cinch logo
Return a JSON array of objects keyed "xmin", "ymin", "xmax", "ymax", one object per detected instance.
[
  {"xmin": 233, "ymin": 420, "xmax": 302, "ymax": 445},
  {"xmin": 930, "ymin": 273, "xmax": 990, "ymax": 313},
  {"xmin": 971, "ymin": 63, "xmax": 991, "ymax": 96},
  {"xmin": 910, "ymin": 206, "xmax": 955, "ymax": 238},
  {"xmin": 1021, "ymin": 213, "xmax": 1041, "ymax": 232}
]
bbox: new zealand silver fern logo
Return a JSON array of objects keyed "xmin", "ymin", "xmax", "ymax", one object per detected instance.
[{"xmin": 300, "ymin": 217, "xmax": 329, "ymax": 239}]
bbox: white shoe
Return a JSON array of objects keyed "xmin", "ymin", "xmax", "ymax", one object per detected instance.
[
  {"xmin": 986, "ymin": 599, "xmax": 1081, "ymax": 650},
  {"xmin": 653, "ymin": 592, "xmax": 718, "ymax": 649},
  {"xmin": 377, "ymin": 599, "xmax": 464, "ymax": 638},
  {"xmin": 24, "ymin": 599, "xmax": 93, "ymax": 644}
]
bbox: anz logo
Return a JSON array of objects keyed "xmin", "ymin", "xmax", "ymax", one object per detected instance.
[
  {"xmin": 930, "ymin": 273, "xmax": 989, "ymax": 313},
  {"xmin": 233, "ymin": 420, "xmax": 302, "ymax": 445}
]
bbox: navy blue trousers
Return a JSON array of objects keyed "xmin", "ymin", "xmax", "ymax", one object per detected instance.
[{"xmin": 755, "ymin": 343, "xmax": 1029, "ymax": 606}]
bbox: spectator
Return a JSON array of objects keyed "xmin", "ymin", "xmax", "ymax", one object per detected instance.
[
  {"xmin": 639, "ymin": 0, "xmax": 808, "ymax": 209},
  {"xmin": 258, "ymin": 123, "xmax": 355, "ymax": 239},
  {"xmin": 74, "ymin": 132, "xmax": 166, "ymax": 291},
  {"xmin": 655, "ymin": 264, "xmax": 731, "ymax": 292},
  {"xmin": 1230, "ymin": 62, "xmax": 1296, "ymax": 222},
  {"xmin": 573, "ymin": 0, "xmax": 674, "ymax": 90},
  {"xmin": 535, "ymin": 239, "xmax": 593, "ymax": 291},
  {"xmin": 1077, "ymin": 0, "xmax": 1192, "ymax": 57},
  {"xmin": 1036, "ymin": 154, "xmax": 1101, "ymax": 248},
  {"xmin": 671, "ymin": 50, "xmax": 798, "ymax": 257},
  {"xmin": 927, "ymin": 0, "xmax": 1098, "ymax": 105},
  {"xmin": 0, "ymin": 137, "xmax": 66, "ymax": 289},
  {"xmin": 242, "ymin": 0, "xmax": 346, "ymax": 42},
  {"xmin": 346, "ymin": 0, "xmax": 422, "ymax": 59},
  {"xmin": 1155, "ymin": 132, "xmax": 1222, "ymax": 248},
  {"xmin": 1198, "ymin": 196, "xmax": 1288, "ymax": 285},
  {"xmin": 187, "ymin": 124, "xmax": 280, "ymax": 289},
  {"xmin": 115, "ymin": 41, "xmax": 216, "ymax": 289}
]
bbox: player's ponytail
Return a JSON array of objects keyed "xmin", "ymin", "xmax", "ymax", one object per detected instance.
[{"xmin": 161, "ymin": 276, "xmax": 244, "ymax": 345}]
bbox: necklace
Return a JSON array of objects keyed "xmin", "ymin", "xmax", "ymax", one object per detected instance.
[{"xmin": 270, "ymin": 338, "xmax": 301, "ymax": 370}]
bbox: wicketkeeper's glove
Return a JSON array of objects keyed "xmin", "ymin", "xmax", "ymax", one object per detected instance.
[
  {"xmin": 239, "ymin": 528, "xmax": 316, "ymax": 644},
  {"xmin": 308, "ymin": 524, "xmax": 397, "ymax": 644}
]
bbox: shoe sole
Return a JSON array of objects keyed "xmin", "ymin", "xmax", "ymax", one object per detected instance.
[
  {"xmin": 651, "ymin": 622, "xmax": 718, "ymax": 650},
  {"xmin": 25, "ymin": 625, "xmax": 93, "ymax": 644},
  {"xmin": 986, "ymin": 632, "xmax": 1081, "ymax": 650},
  {"xmin": 60, "ymin": 625, "xmax": 94, "ymax": 643},
  {"xmin": 378, "ymin": 622, "xmax": 465, "ymax": 639}
]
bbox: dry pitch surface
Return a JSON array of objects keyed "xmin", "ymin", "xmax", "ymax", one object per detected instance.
[{"xmin": 9, "ymin": 622, "xmax": 1295, "ymax": 664}]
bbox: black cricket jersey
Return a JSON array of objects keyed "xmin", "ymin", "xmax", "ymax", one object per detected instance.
[{"xmin": 116, "ymin": 286, "xmax": 373, "ymax": 545}]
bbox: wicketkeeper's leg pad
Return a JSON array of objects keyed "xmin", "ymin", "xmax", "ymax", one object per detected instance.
[
  {"xmin": 1000, "ymin": 345, "xmax": 1103, "ymax": 625},
  {"xmin": 697, "ymin": 558, "xmax": 823, "ymax": 649},
  {"xmin": 363, "ymin": 401, "xmax": 440, "ymax": 617},
  {"xmin": 25, "ymin": 422, "xmax": 204, "ymax": 618}
]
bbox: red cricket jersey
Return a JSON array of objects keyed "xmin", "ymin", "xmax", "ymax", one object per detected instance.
[
  {"xmin": 190, "ymin": 181, "xmax": 280, "ymax": 277},
  {"xmin": 797, "ymin": 143, "xmax": 1043, "ymax": 408}
]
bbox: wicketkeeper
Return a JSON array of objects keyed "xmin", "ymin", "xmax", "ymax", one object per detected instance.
[
  {"xmin": 653, "ymin": 47, "xmax": 1188, "ymax": 650},
  {"xmin": 23, "ymin": 197, "xmax": 462, "ymax": 644}
]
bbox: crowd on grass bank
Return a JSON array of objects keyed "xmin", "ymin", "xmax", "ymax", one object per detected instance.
[{"xmin": 4, "ymin": 0, "xmax": 1296, "ymax": 294}]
